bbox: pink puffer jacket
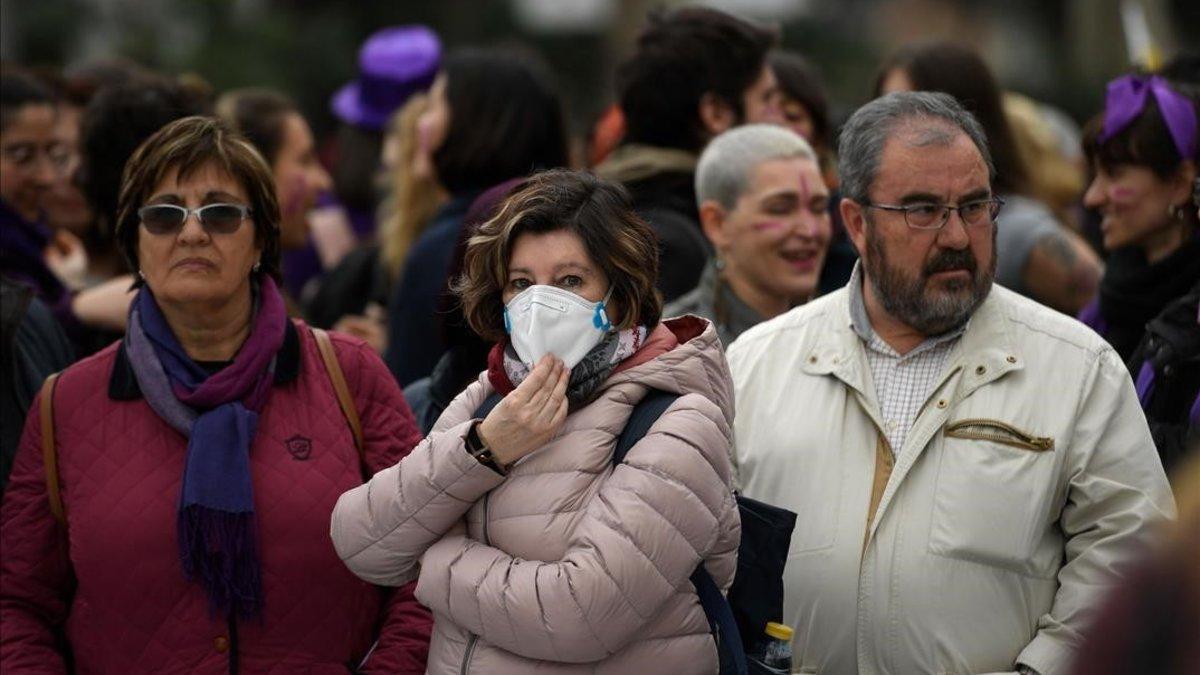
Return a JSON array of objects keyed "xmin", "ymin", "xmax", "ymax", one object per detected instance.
[{"xmin": 332, "ymin": 316, "xmax": 739, "ymax": 674}]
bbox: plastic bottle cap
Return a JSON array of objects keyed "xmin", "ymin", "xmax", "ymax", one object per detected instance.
[{"xmin": 765, "ymin": 622, "xmax": 794, "ymax": 641}]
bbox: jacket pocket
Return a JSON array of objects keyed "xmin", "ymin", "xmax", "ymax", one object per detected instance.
[
  {"xmin": 944, "ymin": 419, "xmax": 1054, "ymax": 452},
  {"xmin": 928, "ymin": 419, "xmax": 1059, "ymax": 578}
]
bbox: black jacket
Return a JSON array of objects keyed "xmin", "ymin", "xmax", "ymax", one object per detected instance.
[
  {"xmin": 624, "ymin": 170, "xmax": 711, "ymax": 303},
  {"xmin": 1, "ymin": 277, "xmax": 74, "ymax": 496},
  {"xmin": 1126, "ymin": 279, "xmax": 1200, "ymax": 474}
]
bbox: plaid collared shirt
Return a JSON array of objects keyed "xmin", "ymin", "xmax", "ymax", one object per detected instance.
[{"xmin": 848, "ymin": 266, "xmax": 966, "ymax": 453}]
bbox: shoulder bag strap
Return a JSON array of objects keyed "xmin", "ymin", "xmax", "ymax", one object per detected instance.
[
  {"xmin": 312, "ymin": 328, "xmax": 366, "ymax": 474},
  {"xmin": 40, "ymin": 372, "xmax": 65, "ymax": 527}
]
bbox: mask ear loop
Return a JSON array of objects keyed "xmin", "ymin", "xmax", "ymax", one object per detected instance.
[{"xmin": 593, "ymin": 286, "xmax": 614, "ymax": 331}]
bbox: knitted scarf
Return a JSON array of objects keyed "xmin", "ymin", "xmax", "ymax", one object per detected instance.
[{"xmin": 124, "ymin": 277, "xmax": 286, "ymax": 617}]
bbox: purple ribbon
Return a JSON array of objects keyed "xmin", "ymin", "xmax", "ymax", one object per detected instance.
[{"xmin": 1100, "ymin": 74, "xmax": 1198, "ymax": 160}]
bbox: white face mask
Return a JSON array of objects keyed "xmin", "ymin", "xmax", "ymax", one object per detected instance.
[{"xmin": 503, "ymin": 284, "xmax": 613, "ymax": 369}]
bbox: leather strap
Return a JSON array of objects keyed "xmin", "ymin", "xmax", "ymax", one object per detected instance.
[
  {"xmin": 311, "ymin": 328, "xmax": 365, "ymax": 470},
  {"xmin": 39, "ymin": 372, "xmax": 65, "ymax": 527}
]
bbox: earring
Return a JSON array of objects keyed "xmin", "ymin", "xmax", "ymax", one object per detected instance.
[
  {"xmin": 137, "ymin": 270, "xmax": 145, "ymax": 280},
  {"xmin": 714, "ymin": 256, "xmax": 726, "ymax": 271},
  {"xmin": 252, "ymin": 261, "xmax": 261, "ymax": 273}
]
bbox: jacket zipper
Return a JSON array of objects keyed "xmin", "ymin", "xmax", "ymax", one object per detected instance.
[
  {"xmin": 460, "ymin": 492, "xmax": 492, "ymax": 674},
  {"xmin": 945, "ymin": 419, "xmax": 1054, "ymax": 451},
  {"xmin": 460, "ymin": 635, "xmax": 479, "ymax": 675}
]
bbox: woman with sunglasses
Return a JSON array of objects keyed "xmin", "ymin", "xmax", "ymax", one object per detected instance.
[
  {"xmin": 1079, "ymin": 71, "xmax": 1200, "ymax": 474},
  {"xmin": 0, "ymin": 116, "xmax": 433, "ymax": 673}
]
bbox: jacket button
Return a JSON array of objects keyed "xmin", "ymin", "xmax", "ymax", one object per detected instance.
[
  {"xmin": 808, "ymin": 355, "xmax": 818, "ymax": 364},
  {"xmin": 975, "ymin": 365, "xmax": 987, "ymax": 375},
  {"xmin": 936, "ymin": 399, "xmax": 948, "ymax": 409},
  {"xmin": 214, "ymin": 636, "xmax": 229, "ymax": 653},
  {"xmin": 1006, "ymin": 356, "xmax": 1017, "ymax": 364}
]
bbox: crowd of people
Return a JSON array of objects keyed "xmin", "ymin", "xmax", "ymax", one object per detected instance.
[{"xmin": 1, "ymin": 5, "xmax": 1198, "ymax": 674}]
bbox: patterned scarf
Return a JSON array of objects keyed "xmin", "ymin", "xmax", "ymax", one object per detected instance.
[
  {"xmin": 500, "ymin": 326, "xmax": 649, "ymax": 405},
  {"xmin": 124, "ymin": 277, "xmax": 287, "ymax": 617}
]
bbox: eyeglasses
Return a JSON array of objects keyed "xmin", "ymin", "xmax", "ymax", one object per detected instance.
[
  {"xmin": 138, "ymin": 203, "xmax": 252, "ymax": 236},
  {"xmin": 862, "ymin": 198, "xmax": 1005, "ymax": 230},
  {"xmin": 1, "ymin": 142, "xmax": 72, "ymax": 172}
]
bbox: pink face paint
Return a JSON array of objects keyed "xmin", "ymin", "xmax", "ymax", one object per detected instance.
[
  {"xmin": 1108, "ymin": 185, "xmax": 1138, "ymax": 205},
  {"xmin": 751, "ymin": 220, "xmax": 786, "ymax": 232}
]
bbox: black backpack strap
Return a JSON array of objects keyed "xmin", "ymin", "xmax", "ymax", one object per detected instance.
[
  {"xmin": 474, "ymin": 392, "xmax": 503, "ymax": 420},
  {"xmin": 611, "ymin": 390, "xmax": 680, "ymax": 465},
  {"xmin": 610, "ymin": 390, "xmax": 748, "ymax": 675},
  {"xmin": 691, "ymin": 565, "xmax": 748, "ymax": 675}
]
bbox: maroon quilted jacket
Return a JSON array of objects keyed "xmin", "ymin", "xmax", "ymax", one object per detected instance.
[{"xmin": 0, "ymin": 321, "xmax": 433, "ymax": 673}]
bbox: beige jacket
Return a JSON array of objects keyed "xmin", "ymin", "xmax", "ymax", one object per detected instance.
[
  {"xmin": 726, "ymin": 284, "xmax": 1174, "ymax": 675},
  {"xmin": 331, "ymin": 317, "xmax": 739, "ymax": 674}
]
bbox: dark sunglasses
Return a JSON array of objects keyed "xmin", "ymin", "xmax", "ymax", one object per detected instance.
[{"xmin": 137, "ymin": 203, "xmax": 252, "ymax": 236}]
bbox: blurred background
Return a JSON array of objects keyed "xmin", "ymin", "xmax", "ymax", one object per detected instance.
[{"xmin": 3, "ymin": 0, "xmax": 1197, "ymax": 147}]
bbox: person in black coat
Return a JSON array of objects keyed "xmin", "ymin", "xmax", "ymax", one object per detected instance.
[
  {"xmin": 595, "ymin": 6, "xmax": 780, "ymax": 302},
  {"xmin": 0, "ymin": 277, "xmax": 74, "ymax": 496},
  {"xmin": 384, "ymin": 49, "xmax": 568, "ymax": 386}
]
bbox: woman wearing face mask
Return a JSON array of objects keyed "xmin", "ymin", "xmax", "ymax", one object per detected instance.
[
  {"xmin": 333, "ymin": 169, "xmax": 739, "ymax": 674},
  {"xmin": 384, "ymin": 48, "xmax": 569, "ymax": 387},
  {"xmin": 667, "ymin": 124, "xmax": 831, "ymax": 346},
  {"xmin": 1079, "ymin": 72, "xmax": 1199, "ymax": 473}
]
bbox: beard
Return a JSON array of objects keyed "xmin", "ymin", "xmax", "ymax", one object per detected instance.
[{"xmin": 863, "ymin": 224, "xmax": 996, "ymax": 336}]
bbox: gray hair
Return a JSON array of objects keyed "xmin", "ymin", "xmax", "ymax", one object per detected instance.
[
  {"xmin": 696, "ymin": 124, "xmax": 817, "ymax": 209},
  {"xmin": 837, "ymin": 91, "xmax": 994, "ymax": 203}
]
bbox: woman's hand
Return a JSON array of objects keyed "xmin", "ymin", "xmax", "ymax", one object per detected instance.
[
  {"xmin": 71, "ymin": 274, "xmax": 137, "ymax": 331},
  {"xmin": 44, "ymin": 230, "xmax": 89, "ymax": 291},
  {"xmin": 477, "ymin": 355, "xmax": 569, "ymax": 468}
]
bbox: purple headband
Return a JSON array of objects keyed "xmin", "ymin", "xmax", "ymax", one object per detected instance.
[{"xmin": 1100, "ymin": 74, "xmax": 1198, "ymax": 160}]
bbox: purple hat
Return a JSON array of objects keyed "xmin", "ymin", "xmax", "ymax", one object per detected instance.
[{"xmin": 332, "ymin": 25, "xmax": 441, "ymax": 131}]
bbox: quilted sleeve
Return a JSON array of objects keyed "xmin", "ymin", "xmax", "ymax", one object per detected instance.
[
  {"xmin": 330, "ymin": 343, "xmax": 505, "ymax": 588},
  {"xmin": 359, "ymin": 583, "xmax": 432, "ymax": 675},
  {"xmin": 331, "ymin": 335, "xmax": 433, "ymax": 673},
  {"xmin": 333, "ymin": 333, "xmax": 423, "ymax": 474},
  {"xmin": 413, "ymin": 393, "xmax": 740, "ymax": 663},
  {"xmin": 0, "ymin": 388, "xmax": 72, "ymax": 674}
]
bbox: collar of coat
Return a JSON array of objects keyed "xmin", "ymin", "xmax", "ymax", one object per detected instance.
[
  {"xmin": 108, "ymin": 319, "xmax": 302, "ymax": 400},
  {"xmin": 800, "ymin": 269, "xmax": 1025, "ymax": 406}
]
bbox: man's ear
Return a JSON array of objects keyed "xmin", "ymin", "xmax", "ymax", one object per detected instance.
[
  {"xmin": 840, "ymin": 196, "xmax": 868, "ymax": 257},
  {"xmin": 699, "ymin": 199, "xmax": 730, "ymax": 251},
  {"xmin": 699, "ymin": 92, "xmax": 736, "ymax": 138}
]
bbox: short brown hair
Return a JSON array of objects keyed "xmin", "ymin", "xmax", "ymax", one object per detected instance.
[
  {"xmin": 116, "ymin": 115, "xmax": 282, "ymax": 285},
  {"xmin": 214, "ymin": 87, "xmax": 296, "ymax": 167},
  {"xmin": 455, "ymin": 169, "xmax": 662, "ymax": 342}
]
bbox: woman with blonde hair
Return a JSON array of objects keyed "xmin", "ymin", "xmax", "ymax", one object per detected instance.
[{"xmin": 306, "ymin": 94, "xmax": 446, "ymax": 350}]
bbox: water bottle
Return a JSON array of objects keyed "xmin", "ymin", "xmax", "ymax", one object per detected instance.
[{"xmin": 751, "ymin": 622, "xmax": 793, "ymax": 674}]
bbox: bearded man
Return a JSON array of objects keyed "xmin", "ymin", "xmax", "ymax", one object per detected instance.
[{"xmin": 726, "ymin": 91, "xmax": 1174, "ymax": 675}]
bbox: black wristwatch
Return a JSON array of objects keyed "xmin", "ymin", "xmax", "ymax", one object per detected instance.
[{"xmin": 466, "ymin": 420, "xmax": 507, "ymax": 475}]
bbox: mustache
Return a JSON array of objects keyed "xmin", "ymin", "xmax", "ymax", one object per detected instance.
[{"xmin": 923, "ymin": 248, "xmax": 977, "ymax": 277}]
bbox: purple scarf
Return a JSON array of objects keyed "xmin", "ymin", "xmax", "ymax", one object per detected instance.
[{"xmin": 125, "ymin": 277, "xmax": 287, "ymax": 617}]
